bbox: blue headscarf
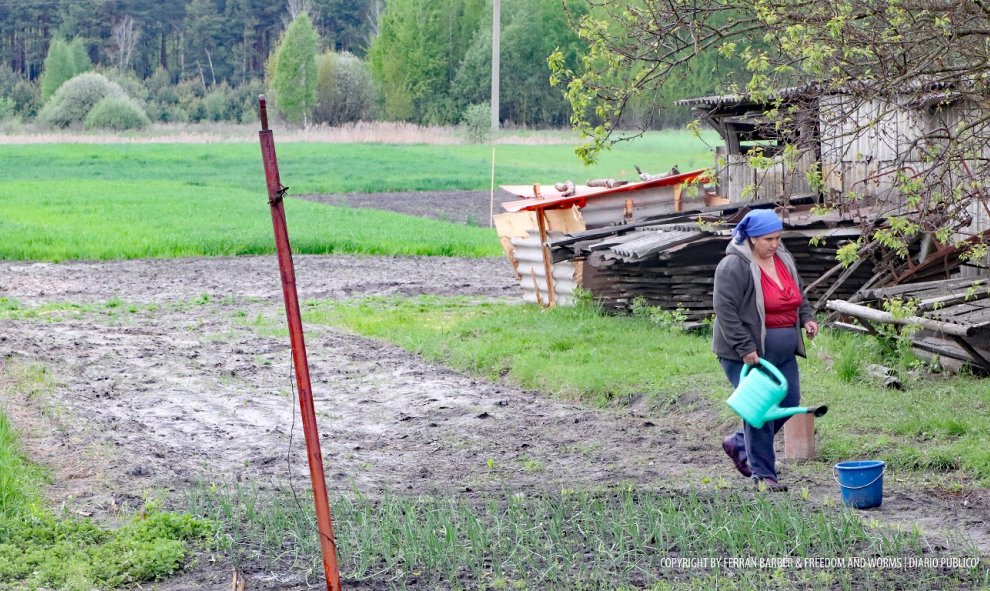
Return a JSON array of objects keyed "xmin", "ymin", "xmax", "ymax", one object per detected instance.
[{"xmin": 732, "ymin": 209, "xmax": 783, "ymax": 244}]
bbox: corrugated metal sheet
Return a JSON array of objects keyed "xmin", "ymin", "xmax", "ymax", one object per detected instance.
[
  {"xmin": 578, "ymin": 187, "xmax": 682, "ymax": 229},
  {"xmin": 510, "ymin": 233, "xmax": 580, "ymax": 306},
  {"xmin": 608, "ymin": 230, "xmax": 705, "ymax": 259}
]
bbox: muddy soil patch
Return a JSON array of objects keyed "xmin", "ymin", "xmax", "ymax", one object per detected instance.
[
  {"xmin": 0, "ymin": 254, "xmax": 720, "ymax": 588},
  {"xmin": 2, "ymin": 252, "xmax": 988, "ymax": 589}
]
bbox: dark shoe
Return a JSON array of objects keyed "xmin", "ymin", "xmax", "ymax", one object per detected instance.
[
  {"xmin": 722, "ymin": 436, "xmax": 752, "ymax": 478},
  {"xmin": 754, "ymin": 477, "xmax": 788, "ymax": 492}
]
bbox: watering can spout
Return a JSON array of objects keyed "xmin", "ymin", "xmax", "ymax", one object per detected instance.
[
  {"xmin": 764, "ymin": 405, "xmax": 809, "ymax": 423},
  {"xmin": 725, "ymin": 359, "xmax": 830, "ymax": 428}
]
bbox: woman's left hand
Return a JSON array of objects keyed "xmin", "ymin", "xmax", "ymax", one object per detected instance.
[{"xmin": 804, "ymin": 320, "xmax": 819, "ymax": 339}]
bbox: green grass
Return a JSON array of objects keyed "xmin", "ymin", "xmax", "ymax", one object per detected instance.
[
  {"xmin": 802, "ymin": 331, "xmax": 990, "ymax": 483},
  {"xmin": 0, "ymin": 131, "xmax": 713, "ymax": 261},
  {"xmin": 301, "ymin": 296, "xmax": 990, "ymax": 485},
  {"xmin": 0, "ymin": 360, "xmax": 217, "ymax": 590},
  {"xmin": 186, "ymin": 481, "xmax": 986, "ymax": 590},
  {"xmin": 0, "ymin": 180, "xmax": 500, "ymax": 261},
  {"xmin": 0, "ymin": 412, "xmax": 36, "ymax": 521},
  {"xmin": 302, "ymin": 295, "xmax": 722, "ymax": 407},
  {"xmin": 0, "ymin": 131, "xmax": 715, "ymax": 194}
]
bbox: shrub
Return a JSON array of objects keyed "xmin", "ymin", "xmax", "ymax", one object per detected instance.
[
  {"xmin": 10, "ymin": 80, "xmax": 40, "ymax": 117},
  {"xmin": 460, "ymin": 102, "xmax": 492, "ymax": 143},
  {"xmin": 202, "ymin": 83, "xmax": 231, "ymax": 121},
  {"xmin": 0, "ymin": 67, "xmax": 40, "ymax": 118},
  {"xmin": 83, "ymin": 95, "xmax": 150, "ymax": 131},
  {"xmin": 313, "ymin": 51, "xmax": 374, "ymax": 126},
  {"xmin": 174, "ymin": 78, "xmax": 207, "ymax": 122},
  {"xmin": 0, "ymin": 97, "xmax": 15, "ymax": 121},
  {"xmin": 36, "ymin": 72, "xmax": 125, "ymax": 128},
  {"xmin": 100, "ymin": 67, "xmax": 149, "ymax": 103},
  {"xmin": 232, "ymin": 79, "xmax": 264, "ymax": 123}
]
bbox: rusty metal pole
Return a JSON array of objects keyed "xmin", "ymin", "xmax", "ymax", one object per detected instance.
[{"xmin": 257, "ymin": 95, "xmax": 342, "ymax": 591}]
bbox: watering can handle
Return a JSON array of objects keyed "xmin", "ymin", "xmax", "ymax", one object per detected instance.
[
  {"xmin": 739, "ymin": 358, "xmax": 787, "ymax": 386},
  {"xmin": 832, "ymin": 466, "xmax": 886, "ymax": 490}
]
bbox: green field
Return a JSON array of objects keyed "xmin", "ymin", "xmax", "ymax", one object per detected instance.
[{"xmin": 0, "ymin": 131, "xmax": 715, "ymax": 261}]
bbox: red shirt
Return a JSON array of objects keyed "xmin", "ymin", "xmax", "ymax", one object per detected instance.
[{"xmin": 761, "ymin": 256, "xmax": 801, "ymax": 328}]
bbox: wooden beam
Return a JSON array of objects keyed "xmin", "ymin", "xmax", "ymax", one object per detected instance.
[
  {"xmin": 825, "ymin": 299, "xmax": 973, "ymax": 337},
  {"xmin": 916, "ymin": 287, "xmax": 990, "ymax": 312},
  {"xmin": 812, "ymin": 255, "xmax": 867, "ymax": 310},
  {"xmin": 948, "ymin": 335, "xmax": 990, "ymax": 370},
  {"xmin": 536, "ymin": 208, "xmax": 556, "ymax": 308}
]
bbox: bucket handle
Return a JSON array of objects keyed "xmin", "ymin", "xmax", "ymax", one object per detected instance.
[
  {"xmin": 832, "ymin": 466, "xmax": 885, "ymax": 490},
  {"xmin": 740, "ymin": 358, "xmax": 786, "ymax": 386}
]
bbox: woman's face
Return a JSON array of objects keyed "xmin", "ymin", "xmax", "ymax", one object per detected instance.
[{"xmin": 750, "ymin": 231, "xmax": 782, "ymax": 260}]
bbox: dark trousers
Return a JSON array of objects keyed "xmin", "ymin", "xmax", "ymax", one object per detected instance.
[{"xmin": 720, "ymin": 327, "xmax": 801, "ymax": 481}]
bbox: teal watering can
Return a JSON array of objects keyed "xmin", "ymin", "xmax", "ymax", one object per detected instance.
[{"xmin": 726, "ymin": 359, "xmax": 828, "ymax": 428}]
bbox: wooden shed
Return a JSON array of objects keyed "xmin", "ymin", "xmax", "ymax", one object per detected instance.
[{"xmin": 679, "ymin": 87, "xmax": 990, "ymax": 251}]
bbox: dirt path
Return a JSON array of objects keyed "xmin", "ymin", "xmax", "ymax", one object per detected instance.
[
  {"xmin": 1, "ymin": 254, "xmax": 705, "ymax": 497},
  {"xmin": 2, "ymin": 249, "xmax": 988, "ymax": 588},
  {"xmin": 295, "ymin": 189, "xmax": 518, "ymax": 226}
]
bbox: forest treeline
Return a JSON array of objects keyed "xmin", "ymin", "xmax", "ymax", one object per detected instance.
[{"xmin": 0, "ymin": 0, "xmax": 728, "ymax": 131}]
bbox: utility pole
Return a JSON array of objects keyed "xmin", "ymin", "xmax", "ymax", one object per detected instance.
[{"xmin": 491, "ymin": 0, "xmax": 500, "ymax": 131}]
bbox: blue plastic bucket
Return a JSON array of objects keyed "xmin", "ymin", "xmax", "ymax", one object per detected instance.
[{"xmin": 834, "ymin": 460, "xmax": 885, "ymax": 509}]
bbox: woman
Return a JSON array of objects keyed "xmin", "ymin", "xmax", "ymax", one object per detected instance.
[{"xmin": 712, "ymin": 209, "xmax": 818, "ymax": 492}]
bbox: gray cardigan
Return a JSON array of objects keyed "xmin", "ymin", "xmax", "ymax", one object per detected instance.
[{"xmin": 711, "ymin": 240, "xmax": 814, "ymax": 361}]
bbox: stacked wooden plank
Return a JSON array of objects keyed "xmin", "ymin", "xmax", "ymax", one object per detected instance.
[
  {"xmin": 827, "ymin": 276, "xmax": 990, "ymax": 371},
  {"xmin": 567, "ymin": 222, "xmax": 877, "ymax": 320}
]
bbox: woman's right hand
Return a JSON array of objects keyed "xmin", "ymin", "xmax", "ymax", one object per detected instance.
[{"xmin": 743, "ymin": 351, "xmax": 760, "ymax": 366}]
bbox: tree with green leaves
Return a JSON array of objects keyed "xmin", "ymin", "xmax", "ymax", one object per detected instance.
[
  {"xmin": 453, "ymin": 0, "xmax": 586, "ymax": 127},
  {"xmin": 368, "ymin": 0, "xmax": 485, "ymax": 124},
  {"xmin": 39, "ymin": 37, "xmax": 92, "ymax": 102},
  {"xmin": 313, "ymin": 51, "xmax": 374, "ymax": 125},
  {"xmin": 267, "ymin": 12, "xmax": 320, "ymax": 125},
  {"xmin": 551, "ymin": 0, "xmax": 990, "ymax": 259},
  {"xmin": 185, "ymin": 0, "xmax": 226, "ymax": 86}
]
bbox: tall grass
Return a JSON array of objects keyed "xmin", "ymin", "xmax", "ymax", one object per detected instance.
[
  {"xmin": 187, "ymin": 481, "xmax": 985, "ymax": 590},
  {"xmin": 301, "ymin": 295, "xmax": 990, "ymax": 484},
  {"xmin": 0, "ymin": 414, "xmax": 31, "ymax": 520}
]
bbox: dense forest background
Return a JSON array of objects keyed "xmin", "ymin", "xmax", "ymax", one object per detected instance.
[{"xmin": 0, "ymin": 0, "xmax": 728, "ymax": 131}]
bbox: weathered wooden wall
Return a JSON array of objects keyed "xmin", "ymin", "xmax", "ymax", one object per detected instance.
[{"xmin": 718, "ymin": 148, "xmax": 817, "ymax": 204}]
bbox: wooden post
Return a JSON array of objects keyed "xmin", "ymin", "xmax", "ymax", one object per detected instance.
[
  {"xmin": 536, "ymin": 208, "xmax": 556, "ymax": 307},
  {"xmin": 783, "ymin": 413, "xmax": 815, "ymax": 460}
]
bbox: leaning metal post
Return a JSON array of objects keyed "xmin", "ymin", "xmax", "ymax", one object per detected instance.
[{"xmin": 257, "ymin": 95, "xmax": 342, "ymax": 591}]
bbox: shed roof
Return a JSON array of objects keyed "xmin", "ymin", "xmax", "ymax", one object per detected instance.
[{"xmin": 500, "ymin": 169, "xmax": 706, "ymax": 213}]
